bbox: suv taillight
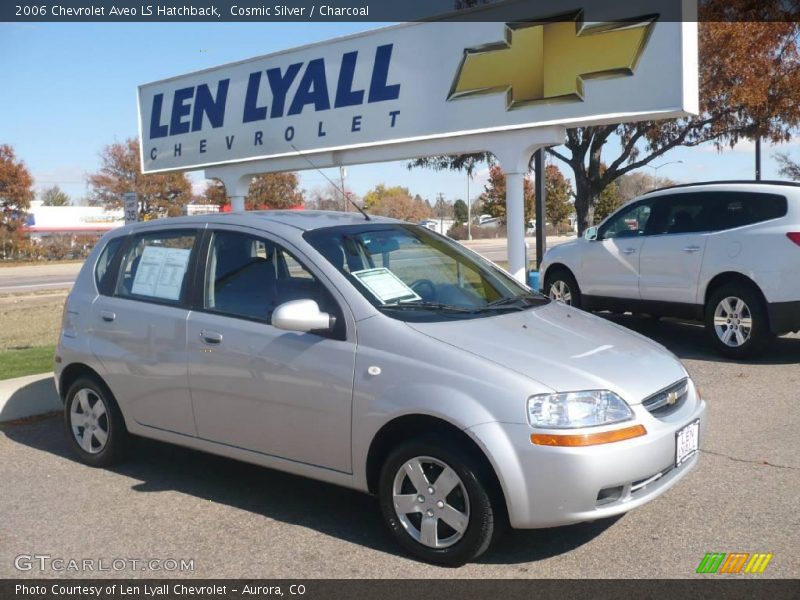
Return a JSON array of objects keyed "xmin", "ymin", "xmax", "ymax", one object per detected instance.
[{"xmin": 787, "ymin": 232, "xmax": 800, "ymax": 247}]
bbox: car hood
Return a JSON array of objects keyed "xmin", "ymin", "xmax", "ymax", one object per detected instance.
[{"xmin": 406, "ymin": 302, "xmax": 686, "ymax": 404}]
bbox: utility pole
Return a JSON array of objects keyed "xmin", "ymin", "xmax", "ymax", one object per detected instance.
[
  {"xmin": 339, "ymin": 166, "xmax": 348, "ymax": 211},
  {"xmin": 466, "ymin": 172, "xmax": 472, "ymax": 240},
  {"xmin": 437, "ymin": 192, "xmax": 445, "ymax": 234},
  {"xmin": 755, "ymin": 137, "xmax": 762, "ymax": 181}
]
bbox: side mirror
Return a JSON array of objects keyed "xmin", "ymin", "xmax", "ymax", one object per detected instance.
[
  {"xmin": 584, "ymin": 226, "xmax": 598, "ymax": 241},
  {"xmin": 271, "ymin": 299, "xmax": 333, "ymax": 333}
]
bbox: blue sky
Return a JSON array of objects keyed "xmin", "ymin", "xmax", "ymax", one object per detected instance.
[{"xmin": 1, "ymin": 22, "xmax": 798, "ymax": 206}]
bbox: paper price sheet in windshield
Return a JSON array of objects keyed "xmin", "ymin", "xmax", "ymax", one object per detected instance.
[
  {"xmin": 130, "ymin": 246, "xmax": 191, "ymax": 300},
  {"xmin": 351, "ymin": 268, "xmax": 420, "ymax": 304}
]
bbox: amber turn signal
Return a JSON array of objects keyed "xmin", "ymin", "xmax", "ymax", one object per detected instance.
[{"xmin": 531, "ymin": 424, "xmax": 647, "ymax": 447}]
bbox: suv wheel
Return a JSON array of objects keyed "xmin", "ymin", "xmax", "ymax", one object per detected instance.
[
  {"xmin": 544, "ymin": 269, "xmax": 581, "ymax": 308},
  {"xmin": 65, "ymin": 376, "xmax": 131, "ymax": 467},
  {"xmin": 705, "ymin": 284, "xmax": 770, "ymax": 359},
  {"xmin": 378, "ymin": 438, "xmax": 497, "ymax": 566}
]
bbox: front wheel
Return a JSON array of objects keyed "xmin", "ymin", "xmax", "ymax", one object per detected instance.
[
  {"xmin": 544, "ymin": 269, "xmax": 582, "ymax": 308},
  {"xmin": 378, "ymin": 439, "xmax": 498, "ymax": 566},
  {"xmin": 705, "ymin": 284, "xmax": 770, "ymax": 359}
]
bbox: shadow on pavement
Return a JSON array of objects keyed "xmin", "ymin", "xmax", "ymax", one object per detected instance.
[
  {"xmin": 599, "ymin": 313, "xmax": 800, "ymax": 365},
  {"xmin": 1, "ymin": 414, "xmax": 613, "ymax": 566}
]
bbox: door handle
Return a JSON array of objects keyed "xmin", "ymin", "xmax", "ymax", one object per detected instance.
[
  {"xmin": 622, "ymin": 247, "xmax": 637, "ymax": 255},
  {"xmin": 683, "ymin": 245, "xmax": 701, "ymax": 253},
  {"xmin": 200, "ymin": 329, "xmax": 223, "ymax": 345},
  {"xmin": 100, "ymin": 310, "xmax": 115, "ymax": 322}
]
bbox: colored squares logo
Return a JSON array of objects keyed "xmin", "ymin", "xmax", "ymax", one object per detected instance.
[{"xmin": 697, "ymin": 552, "xmax": 773, "ymax": 574}]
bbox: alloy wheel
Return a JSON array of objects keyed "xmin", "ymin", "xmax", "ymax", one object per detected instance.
[
  {"xmin": 713, "ymin": 296, "xmax": 753, "ymax": 348},
  {"xmin": 392, "ymin": 456, "xmax": 470, "ymax": 549},
  {"xmin": 549, "ymin": 280, "xmax": 572, "ymax": 305},
  {"xmin": 70, "ymin": 388, "xmax": 109, "ymax": 454}
]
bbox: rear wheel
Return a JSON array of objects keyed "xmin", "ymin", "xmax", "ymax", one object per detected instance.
[
  {"xmin": 705, "ymin": 283, "xmax": 770, "ymax": 359},
  {"xmin": 64, "ymin": 376, "xmax": 131, "ymax": 467},
  {"xmin": 544, "ymin": 269, "xmax": 582, "ymax": 309},
  {"xmin": 378, "ymin": 438, "xmax": 498, "ymax": 566}
]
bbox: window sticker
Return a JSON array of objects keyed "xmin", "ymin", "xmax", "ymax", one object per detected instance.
[
  {"xmin": 351, "ymin": 267, "xmax": 421, "ymax": 304},
  {"xmin": 131, "ymin": 245, "xmax": 191, "ymax": 300}
]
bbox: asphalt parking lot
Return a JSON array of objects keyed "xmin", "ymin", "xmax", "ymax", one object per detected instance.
[{"xmin": 1, "ymin": 316, "xmax": 798, "ymax": 579}]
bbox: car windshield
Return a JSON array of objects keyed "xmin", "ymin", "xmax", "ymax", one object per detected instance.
[{"xmin": 303, "ymin": 224, "xmax": 548, "ymax": 321}]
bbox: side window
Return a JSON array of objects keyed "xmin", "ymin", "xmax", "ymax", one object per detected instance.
[
  {"xmin": 713, "ymin": 192, "xmax": 788, "ymax": 231},
  {"xmin": 116, "ymin": 230, "xmax": 197, "ymax": 303},
  {"xmin": 648, "ymin": 194, "xmax": 711, "ymax": 235},
  {"xmin": 600, "ymin": 201, "xmax": 653, "ymax": 239},
  {"xmin": 204, "ymin": 230, "xmax": 337, "ymax": 323},
  {"xmin": 95, "ymin": 235, "xmax": 124, "ymax": 295}
]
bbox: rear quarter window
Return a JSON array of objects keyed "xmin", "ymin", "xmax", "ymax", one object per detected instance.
[
  {"xmin": 94, "ymin": 236, "xmax": 124, "ymax": 295},
  {"xmin": 713, "ymin": 192, "xmax": 788, "ymax": 230}
]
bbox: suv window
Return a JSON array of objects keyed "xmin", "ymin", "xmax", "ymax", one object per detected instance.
[
  {"xmin": 599, "ymin": 201, "xmax": 653, "ymax": 239},
  {"xmin": 712, "ymin": 192, "xmax": 788, "ymax": 230},
  {"xmin": 648, "ymin": 193, "xmax": 714, "ymax": 235},
  {"xmin": 204, "ymin": 230, "xmax": 337, "ymax": 324},
  {"xmin": 116, "ymin": 230, "xmax": 197, "ymax": 303}
]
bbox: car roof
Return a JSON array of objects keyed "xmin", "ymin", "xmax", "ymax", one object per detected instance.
[
  {"xmin": 124, "ymin": 210, "xmax": 402, "ymax": 233},
  {"xmin": 645, "ymin": 180, "xmax": 800, "ymax": 196}
]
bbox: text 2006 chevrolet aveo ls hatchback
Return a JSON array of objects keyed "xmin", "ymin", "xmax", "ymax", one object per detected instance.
[{"xmin": 55, "ymin": 210, "xmax": 706, "ymax": 565}]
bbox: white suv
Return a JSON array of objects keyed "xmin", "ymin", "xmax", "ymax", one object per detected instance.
[{"xmin": 540, "ymin": 181, "xmax": 800, "ymax": 358}]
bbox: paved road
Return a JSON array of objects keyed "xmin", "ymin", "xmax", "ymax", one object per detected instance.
[
  {"xmin": 1, "ymin": 318, "xmax": 797, "ymax": 578},
  {"xmin": 0, "ymin": 237, "xmax": 575, "ymax": 294},
  {"xmin": 0, "ymin": 262, "xmax": 82, "ymax": 294}
]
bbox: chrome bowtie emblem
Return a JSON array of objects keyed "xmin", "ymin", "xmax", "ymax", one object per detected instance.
[{"xmin": 666, "ymin": 391, "xmax": 679, "ymax": 406}]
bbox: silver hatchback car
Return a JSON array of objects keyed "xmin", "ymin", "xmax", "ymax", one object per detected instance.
[{"xmin": 55, "ymin": 210, "xmax": 706, "ymax": 565}]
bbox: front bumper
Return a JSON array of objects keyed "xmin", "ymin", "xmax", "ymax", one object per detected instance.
[{"xmin": 467, "ymin": 392, "xmax": 707, "ymax": 529}]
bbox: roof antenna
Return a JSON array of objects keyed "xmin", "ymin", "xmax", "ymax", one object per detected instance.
[{"xmin": 289, "ymin": 143, "xmax": 370, "ymax": 221}]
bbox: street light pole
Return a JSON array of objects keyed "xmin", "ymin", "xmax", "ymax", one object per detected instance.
[{"xmin": 647, "ymin": 160, "xmax": 684, "ymax": 190}]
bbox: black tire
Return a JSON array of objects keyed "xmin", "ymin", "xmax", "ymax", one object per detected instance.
[
  {"xmin": 378, "ymin": 437, "xmax": 499, "ymax": 566},
  {"xmin": 544, "ymin": 268, "xmax": 582, "ymax": 309},
  {"xmin": 705, "ymin": 283, "xmax": 771, "ymax": 359},
  {"xmin": 64, "ymin": 376, "xmax": 131, "ymax": 467}
]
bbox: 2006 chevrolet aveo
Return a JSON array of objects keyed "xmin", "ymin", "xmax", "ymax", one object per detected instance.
[{"xmin": 56, "ymin": 210, "xmax": 706, "ymax": 565}]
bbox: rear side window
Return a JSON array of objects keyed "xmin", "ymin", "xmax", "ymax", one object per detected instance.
[
  {"xmin": 713, "ymin": 192, "xmax": 787, "ymax": 230},
  {"xmin": 95, "ymin": 236, "xmax": 124, "ymax": 295},
  {"xmin": 115, "ymin": 230, "xmax": 198, "ymax": 304}
]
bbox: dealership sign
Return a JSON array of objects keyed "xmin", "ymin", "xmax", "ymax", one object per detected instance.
[{"xmin": 138, "ymin": 5, "xmax": 697, "ymax": 173}]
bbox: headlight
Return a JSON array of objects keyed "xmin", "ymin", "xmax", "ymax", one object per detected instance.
[{"xmin": 527, "ymin": 390, "xmax": 633, "ymax": 429}]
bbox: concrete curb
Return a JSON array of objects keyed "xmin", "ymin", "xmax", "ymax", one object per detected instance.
[{"xmin": 0, "ymin": 372, "xmax": 61, "ymax": 423}]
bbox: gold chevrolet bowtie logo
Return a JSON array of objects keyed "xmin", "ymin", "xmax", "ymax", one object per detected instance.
[{"xmin": 449, "ymin": 12, "xmax": 655, "ymax": 109}]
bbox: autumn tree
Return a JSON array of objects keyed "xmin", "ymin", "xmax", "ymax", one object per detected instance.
[
  {"xmin": 363, "ymin": 184, "xmax": 432, "ymax": 222},
  {"xmin": 0, "ymin": 145, "xmax": 34, "ymax": 246},
  {"xmin": 204, "ymin": 173, "xmax": 306, "ymax": 210},
  {"xmin": 88, "ymin": 138, "xmax": 192, "ymax": 219},
  {"xmin": 40, "ymin": 185, "xmax": 70, "ymax": 206},
  {"xmin": 479, "ymin": 165, "xmax": 535, "ymax": 224},
  {"xmin": 411, "ymin": 4, "xmax": 800, "ymax": 234},
  {"xmin": 594, "ymin": 179, "xmax": 624, "ymax": 222},
  {"xmin": 305, "ymin": 184, "xmax": 346, "ymax": 211},
  {"xmin": 544, "ymin": 164, "xmax": 573, "ymax": 227}
]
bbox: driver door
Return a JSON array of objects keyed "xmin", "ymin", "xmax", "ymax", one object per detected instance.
[
  {"xmin": 186, "ymin": 227, "xmax": 356, "ymax": 473},
  {"xmin": 580, "ymin": 199, "xmax": 654, "ymax": 299}
]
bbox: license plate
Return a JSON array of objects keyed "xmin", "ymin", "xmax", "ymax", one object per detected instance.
[{"xmin": 675, "ymin": 419, "xmax": 700, "ymax": 467}]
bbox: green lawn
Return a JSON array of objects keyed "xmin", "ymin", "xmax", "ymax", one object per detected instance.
[{"xmin": 0, "ymin": 345, "xmax": 56, "ymax": 380}]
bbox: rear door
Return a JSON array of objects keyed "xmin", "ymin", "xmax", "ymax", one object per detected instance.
[
  {"xmin": 580, "ymin": 199, "xmax": 654, "ymax": 299},
  {"xmin": 185, "ymin": 227, "xmax": 356, "ymax": 473},
  {"xmin": 639, "ymin": 193, "xmax": 709, "ymax": 304},
  {"xmin": 89, "ymin": 227, "xmax": 200, "ymax": 436}
]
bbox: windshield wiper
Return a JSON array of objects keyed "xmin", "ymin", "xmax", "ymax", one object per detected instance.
[
  {"xmin": 380, "ymin": 301, "xmax": 475, "ymax": 313},
  {"xmin": 479, "ymin": 294, "xmax": 550, "ymax": 311}
]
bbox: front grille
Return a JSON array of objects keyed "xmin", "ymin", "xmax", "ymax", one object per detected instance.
[{"xmin": 643, "ymin": 378, "xmax": 689, "ymax": 417}]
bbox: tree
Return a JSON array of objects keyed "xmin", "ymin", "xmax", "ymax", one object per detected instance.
[
  {"xmin": 40, "ymin": 185, "xmax": 70, "ymax": 206},
  {"xmin": 410, "ymin": 5, "xmax": 800, "ymax": 234},
  {"xmin": 453, "ymin": 199, "xmax": 469, "ymax": 224},
  {"xmin": 88, "ymin": 138, "xmax": 192, "ymax": 219},
  {"xmin": 479, "ymin": 165, "xmax": 535, "ymax": 224},
  {"xmin": 544, "ymin": 164, "xmax": 573, "ymax": 227},
  {"xmin": 363, "ymin": 184, "xmax": 432, "ymax": 222},
  {"xmin": 776, "ymin": 152, "xmax": 800, "ymax": 180},
  {"xmin": 594, "ymin": 178, "xmax": 624, "ymax": 222},
  {"xmin": 0, "ymin": 144, "xmax": 34, "ymax": 233},
  {"xmin": 363, "ymin": 184, "xmax": 411, "ymax": 210},
  {"xmin": 246, "ymin": 172, "xmax": 304, "ymax": 210},
  {"xmin": 305, "ymin": 184, "xmax": 347, "ymax": 211}
]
